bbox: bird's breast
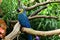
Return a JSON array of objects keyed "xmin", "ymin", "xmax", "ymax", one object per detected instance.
[{"xmin": 18, "ymin": 14, "xmax": 31, "ymax": 28}]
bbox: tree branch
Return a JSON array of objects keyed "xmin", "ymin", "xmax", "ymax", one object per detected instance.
[
  {"xmin": 24, "ymin": 1, "xmax": 60, "ymax": 10},
  {"xmin": 29, "ymin": 6, "xmax": 47, "ymax": 17},
  {"xmin": 3, "ymin": 22, "xmax": 21, "ymax": 40},
  {"xmin": 28, "ymin": 15, "xmax": 58, "ymax": 19},
  {"xmin": 3, "ymin": 15, "xmax": 58, "ymax": 40},
  {"xmin": 22, "ymin": 27, "xmax": 60, "ymax": 36},
  {"xmin": 4, "ymin": 22, "xmax": 60, "ymax": 40},
  {"xmin": 8, "ymin": 15, "xmax": 58, "ymax": 23}
]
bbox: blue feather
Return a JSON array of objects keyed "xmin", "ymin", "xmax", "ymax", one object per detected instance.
[{"xmin": 18, "ymin": 10, "xmax": 32, "ymax": 40}]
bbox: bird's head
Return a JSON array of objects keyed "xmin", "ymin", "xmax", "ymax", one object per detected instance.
[{"xmin": 17, "ymin": 8, "xmax": 24, "ymax": 14}]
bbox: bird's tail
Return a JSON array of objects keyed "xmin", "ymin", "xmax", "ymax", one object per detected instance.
[{"xmin": 27, "ymin": 34, "xmax": 32, "ymax": 40}]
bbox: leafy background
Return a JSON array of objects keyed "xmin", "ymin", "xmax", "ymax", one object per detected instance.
[{"xmin": 0, "ymin": 0, "xmax": 60, "ymax": 40}]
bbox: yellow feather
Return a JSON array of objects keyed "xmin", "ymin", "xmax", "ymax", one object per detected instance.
[{"xmin": 19, "ymin": 9, "xmax": 23, "ymax": 13}]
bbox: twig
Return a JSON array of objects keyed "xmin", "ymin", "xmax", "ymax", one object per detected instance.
[{"xmin": 24, "ymin": 1, "xmax": 60, "ymax": 10}]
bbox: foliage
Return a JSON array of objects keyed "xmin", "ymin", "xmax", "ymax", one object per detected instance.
[
  {"xmin": 0, "ymin": 0, "xmax": 18, "ymax": 20},
  {"xmin": 0, "ymin": 0, "xmax": 60, "ymax": 40}
]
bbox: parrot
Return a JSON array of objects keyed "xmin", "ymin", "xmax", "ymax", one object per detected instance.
[{"xmin": 17, "ymin": 8, "xmax": 32, "ymax": 40}]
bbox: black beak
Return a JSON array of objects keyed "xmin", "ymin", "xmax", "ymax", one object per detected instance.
[{"xmin": 17, "ymin": 9, "xmax": 20, "ymax": 12}]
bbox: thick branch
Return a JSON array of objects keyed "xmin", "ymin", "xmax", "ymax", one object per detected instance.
[
  {"xmin": 25, "ymin": 1, "xmax": 60, "ymax": 10},
  {"xmin": 4, "ymin": 21, "xmax": 60, "ymax": 40},
  {"xmin": 29, "ymin": 6, "xmax": 47, "ymax": 17},
  {"xmin": 4, "ymin": 22, "xmax": 21, "ymax": 40},
  {"xmin": 22, "ymin": 27, "xmax": 60, "ymax": 36}
]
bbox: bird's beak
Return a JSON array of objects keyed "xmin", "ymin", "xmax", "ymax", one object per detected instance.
[
  {"xmin": 19, "ymin": 9, "xmax": 23, "ymax": 13},
  {"xmin": 17, "ymin": 9, "xmax": 21, "ymax": 12},
  {"xmin": 17, "ymin": 9, "xmax": 23, "ymax": 13}
]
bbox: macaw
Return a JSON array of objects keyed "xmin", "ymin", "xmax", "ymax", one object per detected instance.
[{"xmin": 17, "ymin": 8, "xmax": 32, "ymax": 40}]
